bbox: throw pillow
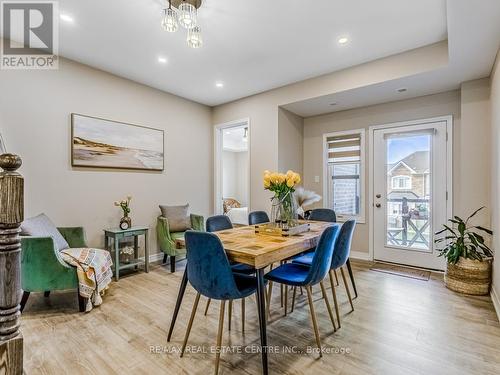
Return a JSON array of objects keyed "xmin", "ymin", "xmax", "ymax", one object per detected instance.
[
  {"xmin": 21, "ymin": 213, "xmax": 70, "ymax": 251},
  {"xmin": 159, "ymin": 204, "xmax": 191, "ymax": 232}
]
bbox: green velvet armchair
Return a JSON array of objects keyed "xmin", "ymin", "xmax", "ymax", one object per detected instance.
[
  {"xmin": 156, "ymin": 214, "xmax": 204, "ymax": 273},
  {"xmin": 20, "ymin": 227, "xmax": 88, "ymax": 312}
]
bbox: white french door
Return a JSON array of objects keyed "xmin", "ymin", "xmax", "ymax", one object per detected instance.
[{"xmin": 372, "ymin": 118, "xmax": 452, "ymax": 270}]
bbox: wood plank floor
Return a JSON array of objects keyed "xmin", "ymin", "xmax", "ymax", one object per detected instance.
[{"xmin": 21, "ymin": 260, "xmax": 500, "ymax": 375}]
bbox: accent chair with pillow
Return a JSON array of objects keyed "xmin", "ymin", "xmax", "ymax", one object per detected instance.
[
  {"xmin": 20, "ymin": 213, "xmax": 113, "ymax": 313},
  {"xmin": 156, "ymin": 204, "xmax": 204, "ymax": 273}
]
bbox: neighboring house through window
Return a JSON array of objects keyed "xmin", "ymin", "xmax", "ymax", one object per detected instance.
[
  {"xmin": 324, "ymin": 129, "xmax": 365, "ymax": 222},
  {"xmin": 391, "ymin": 175, "xmax": 411, "ymax": 190}
]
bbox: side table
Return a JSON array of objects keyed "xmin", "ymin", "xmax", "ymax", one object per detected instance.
[{"xmin": 104, "ymin": 226, "xmax": 149, "ymax": 281}]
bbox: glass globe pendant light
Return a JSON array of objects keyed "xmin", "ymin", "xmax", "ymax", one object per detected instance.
[
  {"xmin": 187, "ymin": 26, "xmax": 202, "ymax": 48},
  {"xmin": 161, "ymin": 1, "xmax": 178, "ymax": 33},
  {"xmin": 178, "ymin": 0, "xmax": 197, "ymax": 29}
]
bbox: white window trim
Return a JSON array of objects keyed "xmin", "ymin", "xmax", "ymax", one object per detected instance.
[
  {"xmin": 323, "ymin": 128, "xmax": 366, "ymax": 223},
  {"xmin": 391, "ymin": 175, "xmax": 412, "ymax": 190}
]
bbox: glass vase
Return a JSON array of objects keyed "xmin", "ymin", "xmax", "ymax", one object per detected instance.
[{"xmin": 270, "ymin": 191, "xmax": 298, "ymax": 228}]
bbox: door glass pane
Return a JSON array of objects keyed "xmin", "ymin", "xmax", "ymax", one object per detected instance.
[{"xmin": 386, "ymin": 133, "xmax": 431, "ymax": 251}]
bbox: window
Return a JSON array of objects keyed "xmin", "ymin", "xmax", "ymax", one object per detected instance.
[
  {"xmin": 324, "ymin": 129, "xmax": 365, "ymax": 222},
  {"xmin": 391, "ymin": 175, "xmax": 411, "ymax": 190}
]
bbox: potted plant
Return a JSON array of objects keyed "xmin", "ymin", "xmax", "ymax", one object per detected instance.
[{"xmin": 434, "ymin": 207, "xmax": 493, "ymax": 295}]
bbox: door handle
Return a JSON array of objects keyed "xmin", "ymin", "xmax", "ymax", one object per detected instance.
[
  {"xmin": 375, "ymin": 203, "xmax": 381, "ymax": 208},
  {"xmin": 376, "ymin": 194, "xmax": 381, "ymax": 198}
]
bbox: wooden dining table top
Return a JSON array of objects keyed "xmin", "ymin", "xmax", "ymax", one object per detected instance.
[{"xmin": 176, "ymin": 220, "xmax": 334, "ymax": 269}]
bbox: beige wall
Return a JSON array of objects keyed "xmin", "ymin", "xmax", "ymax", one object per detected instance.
[
  {"xmin": 278, "ymin": 108, "xmax": 304, "ymax": 175},
  {"xmin": 212, "ymin": 42, "xmax": 448, "ymax": 213},
  {"xmin": 0, "ymin": 58, "xmax": 212, "ymax": 255},
  {"xmin": 490, "ymin": 50, "xmax": 500, "ymax": 307},
  {"xmin": 303, "ymin": 89, "xmax": 494, "ymax": 254},
  {"xmin": 458, "ymin": 79, "xmax": 491, "ymax": 223}
]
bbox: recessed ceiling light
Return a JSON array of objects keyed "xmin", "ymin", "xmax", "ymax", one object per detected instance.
[
  {"xmin": 397, "ymin": 87, "xmax": 408, "ymax": 93},
  {"xmin": 337, "ymin": 37, "xmax": 349, "ymax": 45},
  {"xmin": 215, "ymin": 82, "xmax": 224, "ymax": 88},
  {"xmin": 158, "ymin": 57, "xmax": 167, "ymax": 64},
  {"xmin": 60, "ymin": 14, "xmax": 74, "ymax": 23}
]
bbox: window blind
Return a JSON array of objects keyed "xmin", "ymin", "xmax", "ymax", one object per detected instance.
[{"xmin": 327, "ymin": 133, "xmax": 361, "ymax": 163}]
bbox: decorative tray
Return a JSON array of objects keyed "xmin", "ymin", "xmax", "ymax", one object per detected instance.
[{"xmin": 254, "ymin": 222, "xmax": 310, "ymax": 237}]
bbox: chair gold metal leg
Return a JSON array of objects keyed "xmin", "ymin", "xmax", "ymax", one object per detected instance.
[
  {"xmin": 341, "ymin": 266, "xmax": 354, "ymax": 312},
  {"xmin": 306, "ymin": 286, "xmax": 322, "ymax": 358},
  {"xmin": 214, "ymin": 300, "xmax": 226, "ymax": 375},
  {"xmin": 228, "ymin": 299, "xmax": 233, "ymax": 331},
  {"xmin": 204, "ymin": 298, "xmax": 211, "ymax": 316},
  {"xmin": 241, "ymin": 298, "xmax": 245, "ymax": 334},
  {"xmin": 284, "ymin": 285, "xmax": 288, "ymax": 316},
  {"xmin": 291, "ymin": 286, "xmax": 297, "ymax": 313},
  {"xmin": 181, "ymin": 292, "xmax": 201, "ymax": 357},
  {"xmin": 334, "ymin": 269, "xmax": 339, "ymax": 286},
  {"xmin": 266, "ymin": 281, "xmax": 273, "ymax": 318},
  {"xmin": 320, "ymin": 281, "xmax": 337, "ymax": 331},
  {"xmin": 329, "ymin": 270, "xmax": 341, "ymax": 328}
]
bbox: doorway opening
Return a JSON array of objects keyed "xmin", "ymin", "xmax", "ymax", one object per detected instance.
[{"xmin": 214, "ymin": 119, "xmax": 250, "ymax": 225}]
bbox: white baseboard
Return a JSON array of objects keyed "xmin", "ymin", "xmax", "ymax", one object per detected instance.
[
  {"xmin": 144, "ymin": 252, "xmax": 186, "ymax": 264},
  {"xmin": 491, "ymin": 285, "xmax": 500, "ymax": 322},
  {"xmin": 133, "ymin": 252, "xmax": 166, "ymax": 264},
  {"xmin": 350, "ymin": 251, "xmax": 372, "ymax": 261},
  {"xmin": 148, "ymin": 252, "xmax": 164, "ymax": 263}
]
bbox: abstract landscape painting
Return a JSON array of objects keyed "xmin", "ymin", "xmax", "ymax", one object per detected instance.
[{"xmin": 71, "ymin": 114, "xmax": 164, "ymax": 171}]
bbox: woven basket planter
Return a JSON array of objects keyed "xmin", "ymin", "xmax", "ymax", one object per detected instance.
[{"xmin": 444, "ymin": 257, "xmax": 492, "ymax": 295}]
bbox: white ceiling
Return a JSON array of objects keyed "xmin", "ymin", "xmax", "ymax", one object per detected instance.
[
  {"xmin": 51, "ymin": 0, "xmax": 451, "ymax": 106},
  {"xmin": 223, "ymin": 126, "xmax": 248, "ymax": 152},
  {"xmin": 284, "ymin": 0, "xmax": 500, "ymax": 116}
]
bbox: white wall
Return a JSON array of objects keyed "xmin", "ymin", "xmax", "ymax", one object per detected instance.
[
  {"xmin": 490, "ymin": 50, "xmax": 500, "ymax": 312},
  {"xmin": 222, "ymin": 150, "xmax": 248, "ymax": 206},
  {"xmin": 0, "ymin": 57, "xmax": 212, "ymax": 255}
]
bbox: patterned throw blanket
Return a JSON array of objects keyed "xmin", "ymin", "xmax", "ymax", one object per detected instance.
[{"xmin": 60, "ymin": 248, "xmax": 113, "ymax": 312}]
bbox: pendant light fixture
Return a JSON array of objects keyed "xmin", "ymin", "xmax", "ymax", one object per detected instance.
[
  {"xmin": 162, "ymin": 0, "xmax": 203, "ymax": 48},
  {"xmin": 178, "ymin": 0, "xmax": 197, "ymax": 29},
  {"xmin": 187, "ymin": 26, "xmax": 203, "ymax": 48},
  {"xmin": 161, "ymin": 1, "xmax": 178, "ymax": 33}
]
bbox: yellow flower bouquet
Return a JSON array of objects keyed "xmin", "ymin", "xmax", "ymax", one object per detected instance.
[{"xmin": 263, "ymin": 170, "xmax": 301, "ymax": 226}]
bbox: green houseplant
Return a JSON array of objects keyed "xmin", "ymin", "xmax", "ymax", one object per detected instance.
[{"xmin": 434, "ymin": 207, "xmax": 493, "ymax": 295}]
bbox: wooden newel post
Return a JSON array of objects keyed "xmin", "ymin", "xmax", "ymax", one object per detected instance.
[{"xmin": 0, "ymin": 154, "xmax": 24, "ymax": 374}]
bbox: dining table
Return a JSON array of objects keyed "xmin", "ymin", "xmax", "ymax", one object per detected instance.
[{"xmin": 166, "ymin": 220, "xmax": 334, "ymax": 375}]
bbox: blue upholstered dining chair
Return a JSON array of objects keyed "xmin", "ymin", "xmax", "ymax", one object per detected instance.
[
  {"xmin": 309, "ymin": 208, "xmax": 337, "ymax": 222},
  {"xmin": 307, "ymin": 208, "xmax": 358, "ymax": 299},
  {"xmin": 206, "ymin": 215, "xmax": 255, "ymax": 275},
  {"xmin": 204, "ymin": 215, "xmax": 255, "ymax": 331},
  {"xmin": 248, "ymin": 211, "xmax": 270, "ymax": 225},
  {"xmin": 181, "ymin": 231, "xmax": 264, "ymax": 375},
  {"xmin": 293, "ymin": 220, "xmax": 356, "ymax": 327},
  {"xmin": 264, "ymin": 225, "xmax": 340, "ymax": 357}
]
